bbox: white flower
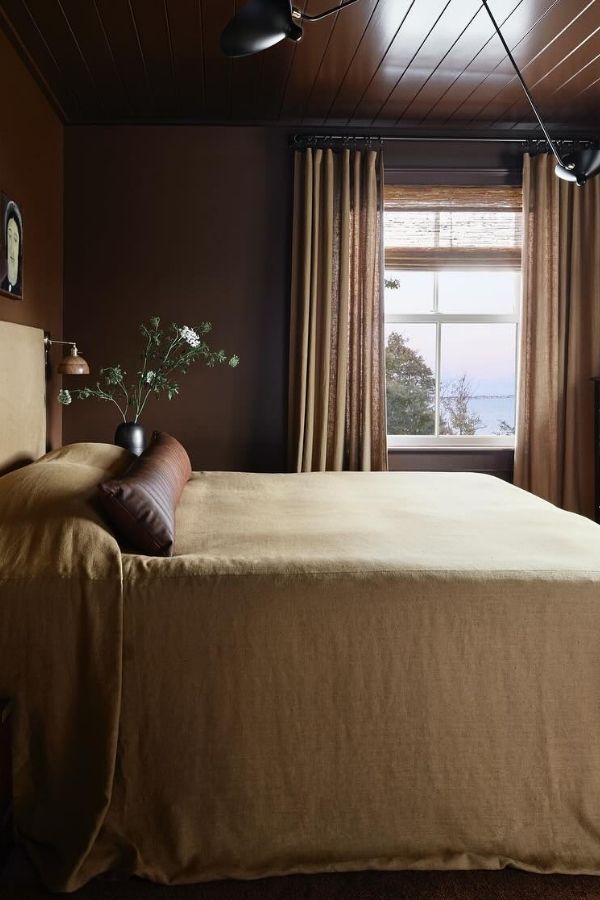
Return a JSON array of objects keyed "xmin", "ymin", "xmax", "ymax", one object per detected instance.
[
  {"xmin": 145, "ymin": 370, "xmax": 156, "ymax": 384},
  {"xmin": 58, "ymin": 389, "xmax": 72, "ymax": 405},
  {"xmin": 179, "ymin": 326, "xmax": 200, "ymax": 348}
]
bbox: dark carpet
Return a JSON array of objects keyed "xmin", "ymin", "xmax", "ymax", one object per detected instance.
[{"xmin": 3, "ymin": 850, "xmax": 600, "ymax": 900}]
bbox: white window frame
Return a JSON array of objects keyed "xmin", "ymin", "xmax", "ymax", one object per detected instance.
[{"xmin": 385, "ymin": 269, "xmax": 520, "ymax": 450}]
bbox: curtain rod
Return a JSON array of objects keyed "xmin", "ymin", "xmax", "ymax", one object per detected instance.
[{"xmin": 290, "ymin": 135, "xmax": 597, "ymax": 148}]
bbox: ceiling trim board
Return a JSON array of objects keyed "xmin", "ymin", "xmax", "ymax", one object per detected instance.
[{"xmin": 0, "ymin": 4, "xmax": 68, "ymax": 122}]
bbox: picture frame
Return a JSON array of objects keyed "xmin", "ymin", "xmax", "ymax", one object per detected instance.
[{"xmin": 0, "ymin": 193, "xmax": 23, "ymax": 300}]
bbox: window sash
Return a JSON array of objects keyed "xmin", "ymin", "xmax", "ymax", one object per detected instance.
[
  {"xmin": 387, "ymin": 313, "xmax": 518, "ymax": 324},
  {"xmin": 385, "ymin": 321, "xmax": 519, "ymax": 446},
  {"xmin": 385, "ymin": 268, "xmax": 520, "ymax": 447},
  {"xmin": 387, "ymin": 434, "xmax": 516, "ymax": 448}
]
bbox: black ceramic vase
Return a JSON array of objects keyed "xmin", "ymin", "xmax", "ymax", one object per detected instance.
[{"xmin": 114, "ymin": 422, "xmax": 146, "ymax": 456}]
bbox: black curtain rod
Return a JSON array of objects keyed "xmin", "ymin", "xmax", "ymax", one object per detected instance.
[{"xmin": 291, "ymin": 135, "xmax": 597, "ymax": 147}]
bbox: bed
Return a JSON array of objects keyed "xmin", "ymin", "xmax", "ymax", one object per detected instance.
[{"xmin": 3, "ymin": 325, "xmax": 600, "ymax": 892}]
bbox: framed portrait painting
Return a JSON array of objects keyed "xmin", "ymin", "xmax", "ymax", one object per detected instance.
[{"xmin": 0, "ymin": 193, "xmax": 23, "ymax": 300}]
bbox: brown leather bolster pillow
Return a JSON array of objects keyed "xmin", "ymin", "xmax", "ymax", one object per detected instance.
[{"xmin": 98, "ymin": 431, "xmax": 192, "ymax": 557}]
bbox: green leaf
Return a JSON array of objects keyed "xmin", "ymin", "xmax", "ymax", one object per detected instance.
[
  {"xmin": 65, "ymin": 316, "xmax": 238, "ymax": 412},
  {"xmin": 101, "ymin": 365, "xmax": 125, "ymax": 385}
]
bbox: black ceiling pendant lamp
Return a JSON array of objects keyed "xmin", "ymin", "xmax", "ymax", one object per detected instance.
[
  {"xmin": 481, "ymin": 0, "xmax": 599, "ymax": 186},
  {"xmin": 220, "ymin": 0, "xmax": 360, "ymax": 58},
  {"xmin": 554, "ymin": 146, "xmax": 600, "ymax": 186}
]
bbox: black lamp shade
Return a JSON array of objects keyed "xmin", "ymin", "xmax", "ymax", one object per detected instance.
[
  {"xmin": 220, "ymin": 0, "xmax": 302, "ymax": 58},
  {"xmin": 555, "ymin": 147, "xmax": 600, "ymax": 187}
]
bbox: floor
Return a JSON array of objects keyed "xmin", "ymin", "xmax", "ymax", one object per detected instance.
[{"xmin": 4, "ymin": 848, "xmax": 600, "ymax": 900}]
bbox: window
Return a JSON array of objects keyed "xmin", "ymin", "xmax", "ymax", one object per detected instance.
[{"xmin": 384, "ymin": 185, "xmax": 522, "ymax": 448}]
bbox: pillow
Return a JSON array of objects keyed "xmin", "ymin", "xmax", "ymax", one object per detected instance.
[
  {"xmin": 40, "ymin": 442, "xmax": 134, "ymax": 477},
  {"xmin": 98, "ymin": 432, "xmax": 191, "ymax": 557}
]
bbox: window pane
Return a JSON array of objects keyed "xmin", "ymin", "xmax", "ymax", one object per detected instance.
[
  {"xmin": 385, "ymin": 324, "xmax": 436, "ymax": 436},
  {"xmin": 384, "ymin": 211, "xmax": 437, "ymax": 248},
  {"xmin": 384, "ymin": 209, "xmax": 522, "ymax": 250},
  {"xmin": 438, "ymin": 270, "xmax": 519, "ymax": 314},
  {"xmin": 385, "ymin": 270, "xmax": 435, "ymax": 314},
  {"xmin": 439, "ymin": 324, "xmax": 517, "ymax": 437},
  {"xmin": 438, "ymin": 211, "xmax": 521, "ymax": 248}
]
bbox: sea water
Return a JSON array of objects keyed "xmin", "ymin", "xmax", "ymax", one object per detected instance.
[{"xmin": 469, "ymin": 395, "xmax": 515, "ymax": 434}]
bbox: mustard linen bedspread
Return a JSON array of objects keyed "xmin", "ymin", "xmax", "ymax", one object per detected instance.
[
  {"xmin": 4, "ymin": 446, "xmax": 600, "ymax": 890},
  {"xmin": 0, "ymin": 444, "xmax": 127, "ymax": 890},
  {"xmin": 97, "ymin": 469, "xmax": 600, "ymax": 884}
]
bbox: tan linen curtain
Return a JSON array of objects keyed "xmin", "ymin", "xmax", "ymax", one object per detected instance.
[
  {"xmin": 515, "ymin": 153, "xmax": 600, "ymax": 517},
  {"xmin": 288, "ymin": 146, "xmax": 387, "ymax": 472}
]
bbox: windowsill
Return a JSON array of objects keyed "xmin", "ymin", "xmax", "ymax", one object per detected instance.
[
  {"xmin": 388, "ymin": 445, "xmax": 515, "ymax": 453},
  {"xmin": 387, "ymin": 436, "xmax": 515, "ymax": 451}
]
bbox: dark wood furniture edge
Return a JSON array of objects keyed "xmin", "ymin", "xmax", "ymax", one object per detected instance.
[
  {"xmin": 592, "ymin": 377, "xmax": 600, "ymax": 524},
  {"xmin": 0, "ymin": 698, "xmax": 13, "ymax": 871}
]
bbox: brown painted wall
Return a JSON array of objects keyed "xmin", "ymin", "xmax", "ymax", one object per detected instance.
[
  {"xmin": 383, "ymin": 138, "xmax": 523, "ymax": 183},
  {"xmin": 63, "ymin": 129, "xmax": 520, "ymax": 475},
  {"xmin": 389, "ymin": 449, "xmax": 514, "ymax": 482},
  {"xmin": 0, "ymin": 28, "xmax": 64, "ymax": 449},
  {"xmin": 64, "ymin": 126, "xmax": 291, "ymax": 472}
]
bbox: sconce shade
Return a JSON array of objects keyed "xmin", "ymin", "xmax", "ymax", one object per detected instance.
[{"xmin": 58, "ymin": 345, "xmax": 89, "ymax": 375}]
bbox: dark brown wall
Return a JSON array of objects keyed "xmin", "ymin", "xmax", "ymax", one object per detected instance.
[
  {"xmin": 383, "ymin": 138, "xmax": 524, "ymax": 184},
  {"xmin": 63, "ymin": 130, "xmax": 520, "ymax": 475},
  {"xmin": 389, "ymin": 449, "xmax": 514, "ymax": 482},
  {"xmin": 0, "ymin": 27, "xmax": 63, "ymax": 449},
  {"xmin": 64, "ymin": 126, "xmax": 291, "ymax": 472}
]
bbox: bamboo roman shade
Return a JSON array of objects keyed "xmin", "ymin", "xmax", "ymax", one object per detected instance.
[{"xmin": 384, "ymin": 185, "xmax": 523, "ymax": 270}]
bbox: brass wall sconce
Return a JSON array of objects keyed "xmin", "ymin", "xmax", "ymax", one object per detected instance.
[{"xmin": 44, "ymin": 337, "xmax": 90, "ymax": 375}]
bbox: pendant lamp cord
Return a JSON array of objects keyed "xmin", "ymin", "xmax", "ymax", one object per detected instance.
[
  {"xmin": 301, "ymin": 1, "xmax": 565, "ymax": 168},
  {"xmin": 480, "ymin": 0, "xmax": 565, "ymax": 167},
  {"xmin": 301, "ymin": 0, "xmax": 361, "ymax": 23}
]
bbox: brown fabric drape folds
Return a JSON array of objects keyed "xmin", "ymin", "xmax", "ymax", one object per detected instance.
[
  {"xmin": 288, "ymin": 147, "xmax": 387, "ymax": 473},
  {"xmin": 515, "ymin": 153, "xmax": 600, "ymax": 517}
]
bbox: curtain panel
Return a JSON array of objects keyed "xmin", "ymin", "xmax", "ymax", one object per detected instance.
[
  {"xmin": 288, "ymin": 147, "xmax": 387, "ymax": 473},
  {"xmin": 515, "ymin": 153, "xmax": 600, "ymax": 517}
]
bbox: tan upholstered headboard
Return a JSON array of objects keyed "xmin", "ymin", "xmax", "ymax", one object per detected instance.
[{"xmin": 0, "ymin": 320, "xmax": 46, "ymax": 474}]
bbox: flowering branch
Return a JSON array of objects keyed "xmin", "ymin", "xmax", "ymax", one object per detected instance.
[{"xmin": 58, "ymin": 316, "xmax": 239, "ymax": 423}]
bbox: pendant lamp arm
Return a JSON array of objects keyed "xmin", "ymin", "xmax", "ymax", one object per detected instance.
[
  {"xmin": 480, "ymin": 0, "xmax": 565, "ymax": 168},
  {"xmin": 300, "ymin": 0, "xmax": 360, "ymax": 23}
]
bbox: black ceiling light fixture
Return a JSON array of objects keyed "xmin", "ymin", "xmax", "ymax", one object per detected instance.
[
  {"xmin": 481, "ymin": 0, "xmax": 599, "ymax": 186},
  {"xmin": 220, "ymin": 0, "xmax": 361, "ymax": 58}
]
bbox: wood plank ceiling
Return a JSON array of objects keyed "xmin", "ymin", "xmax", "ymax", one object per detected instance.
[{"xmin": 0, "ymin": 0, "xmax": 598, "ymax": 130}]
